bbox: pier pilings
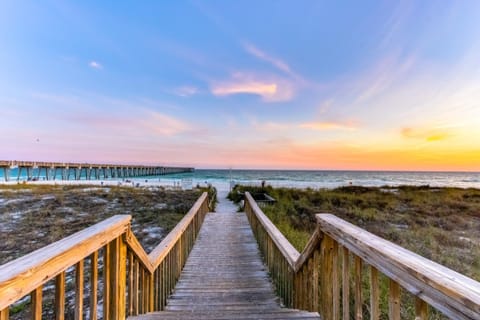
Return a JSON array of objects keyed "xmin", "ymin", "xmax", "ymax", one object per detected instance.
[{"xmin": 0, "ymin": 160, "xmax": 194, "ymax": 182}]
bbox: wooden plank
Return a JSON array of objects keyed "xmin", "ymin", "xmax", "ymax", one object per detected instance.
[
  {"xmin": 312, "ymin": 249, "xmax": 319, "ymax": 312},
  {"xmin": 31, "ymin": 286, "xmax": 42, "ymax": 320},
  {"xmin": 118, "ymin": 236, "xmax": 127, "ymax": 319},
  {"xmin": 128, "ymin": 251, "xmax": 134, "ymax": 316},
  {"xmin": 354, "ymin": 256, "xmax": 362, "ymax": 320},
  {"xmin": 103, "ymin": 245, "xmax": 111, "ymax": 320},
  {"xmin": 160, "ymin": 210, "xmax": 320, "ymax": 318},
  {"xmin": 149, "ymin": 273, "xmax": 155, "ymax": 312},
  {"xmin": 133, "ymin": 260, "xmax": 139, "ymax": 315},
  {"xmin": 294, "ymin": 227, "xmax": 322, "ymax": 271},
  {"xmin": 90, "ymin": 251, "xmax": 98, "ymax": 320},
  {"xmin": 370, "ymin": 267, "xmax": 379, "ymax": 320},
  {"xmin": 320, "ymin": 234, "xmax": 333, "ymax": 320},
  {"xmin": 316, "ymin": 214, "xmax": 480, "ymax": 319},
  {"xmin": 149, "ymin": 193, "xmax": 208, "ymax": 269},
  {"xmin": 138, "ymin": 266, "xmax": 143, "ymax": 315},
  {"xmin": 342, "ymin": 247, "xmax": 350, "ymax": 320},
  {"xmin": 388, "ymin": 279, "xmax": 400, "ymax": 320},
  {"xmin": 332, "ymin": 241, "xmax": 339, "ymax": 320},
  {"xmin": 75, "ymin": 260, "xmax": 84, "ymax": 320},
  {"xmin": 415, "ymin": 297, "xmax": 428, "ymax": 320},
  {"xmin": 124, "ymin": 229, "xmax": 154, "ymax": 273},
  {"xmin": 55, "ymin": 271, "xmax": 65, "ymax": 320},
  {"xmin": 108, "ymin": 236, "xmax": 127, "ymax": 320},
  {"xmin": 0, "ymin": 215, "xmax": 131, "ymax": 311}
]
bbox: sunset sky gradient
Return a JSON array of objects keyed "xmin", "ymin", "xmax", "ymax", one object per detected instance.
[{"xmin": 1, "ymin": 1, "xmax": 480, "ymax": 170}]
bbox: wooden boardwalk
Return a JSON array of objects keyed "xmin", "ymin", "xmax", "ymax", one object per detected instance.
[{"xmin": 129, "ymin": 194, "xmax": 320, "ymax": 319}]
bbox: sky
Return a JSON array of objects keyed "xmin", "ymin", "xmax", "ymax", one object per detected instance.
[{"xmin": 1, "ymin": 1, "xmax": 480, "ymax": 171}]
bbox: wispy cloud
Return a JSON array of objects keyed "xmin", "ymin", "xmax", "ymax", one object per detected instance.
[
  {"xmin": 243, "ymin": 42, "xmax": 306, "ymax": 84},
  {"xmin": 174, "ymin": 86, "xmax": 199, "ymax": 97},
  {"xmin": 141, "ymin": 111, "xmax": 191, "ymax": 136},
  {"xmin": 244, "ymin": 42, "xmax": 291, "ymax": 74},
  {"xmin": 300, "ymin": 121, "xmax": 358, "ymax": 131},
  {"xmin": 211, "ymin": 72, "xmax": 294, "ymax": 102},
  {"xmin": 89, "ymin": 61, "xmax": 102, "ymax": 69}
]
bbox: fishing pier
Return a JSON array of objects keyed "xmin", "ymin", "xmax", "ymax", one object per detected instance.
[{"xmin": 0, "ymin": 160, "xmax": 193, "ymax": 182}]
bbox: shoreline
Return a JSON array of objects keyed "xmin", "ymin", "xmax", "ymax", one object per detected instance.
[{"xmin": 2, "ymin": 177, "xmax": 480, "ymax": 193}]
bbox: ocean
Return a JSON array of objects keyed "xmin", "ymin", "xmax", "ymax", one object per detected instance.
[{"xmin": 2, "ymin": 168, "xmax": 480, "ymax": 191}]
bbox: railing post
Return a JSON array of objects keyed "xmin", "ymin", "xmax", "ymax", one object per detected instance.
[
  {"xmin": 0, "ymin": 308, "xmax": 8, "ymax": 320},
  {"xmin": 106, "ymin": 236, "xmax": 127, "ymax": 320},
  {"xmin": 320, "ymin": 233, "xmax": 334, "ymax": 320}
]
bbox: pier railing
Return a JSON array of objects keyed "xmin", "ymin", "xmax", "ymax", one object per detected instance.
[
  {"xmin": 0, "ymin": 192, "xmax": 209, "ymax": 320},
  {"xmin": 244, "ymin": 192, "xmax": 480, "ymax": 320}
]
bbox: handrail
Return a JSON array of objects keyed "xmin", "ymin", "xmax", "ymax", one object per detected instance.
[
  {"xmin": 244, "ymin": 191, "xmax": 480, "ymax": 320},
  {"xmin": 318, "ymin": 213, "xmax": 480, "ymax": 320},
  {"xmin": 149, "ymin": 192, "xmax": 208, "ymax": 268},
  {"xmin": 0, "ymin": 192, "xmax": 209, "ymax": 320},
  {"xmin": 245, "ymin": 192, "xmax": 300, "ymax": 267},
  {"xmin": 0, "ymin": 215, "xmax": 131, "ymax": 311}
]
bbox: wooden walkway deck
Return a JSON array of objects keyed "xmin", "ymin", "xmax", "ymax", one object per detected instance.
[{"xmin": 129, "ymin": 195, "xmax": 320, "ymax": 319}]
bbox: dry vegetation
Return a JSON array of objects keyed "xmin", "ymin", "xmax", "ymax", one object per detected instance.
[{"xmin": 0, "ymin": 184, "xmax": 208, "ymax": 265}]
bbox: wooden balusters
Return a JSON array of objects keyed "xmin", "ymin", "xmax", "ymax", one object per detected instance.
[
  {"xmin": 133, "ymin": 260, "xmax": 139, "ymax": 315},
  {"xmin": 90, "ymin": 252, "xmax": 98, "ymax": 320},
  {"xmin": 75, "ymin": 260, "xmax": 84, "ymax": 320},
  {"xmin": 312, "ymin": 249, "xmax": 319, "ymax": 313},
  {"xmin": 103, "ymin": 245, "xmax": 111, "ymax": 320},
  {"xmin": 0, "ymin": 308, "xmax": 8, "ymax": 320},
  {"xmin": 31, "ymin": 287, "xmax": 42, "ymax": 320},
  {"xmin": 55, "ymin": 271, "xmax": 65, "ymax": 320},
  {"xmin": 415, "ymin": 297, "xmax": 428, "ymax": 320},
  {"xmin": 370, "ymin": 267, "xmax": 379, "ymax": 320},
  {"xmin": 320, "ymin": 234, "xmax": 334, "ymax": 319},
  {"xmin": 388, "ymin": 280, "xmax": 400, "ymax": 320},
  {"xmin": 342, "ymin": 247, "xmax": 350, "ymax": 320},
  {"xmin": 332, "ymin": 241, "xmax": 339, "ymax": 320},
  {"xmin": 127, "ymin": 252, "xmax": 134, "ymax": 316},
  {"xmin": 354, "ymin": 256, "xmax": 362, "ymax": 320}
]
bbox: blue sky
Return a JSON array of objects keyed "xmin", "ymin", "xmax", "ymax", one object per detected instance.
[{"xmin": 1, "ymin": 1, "xmax": 480, "ymax": 170}]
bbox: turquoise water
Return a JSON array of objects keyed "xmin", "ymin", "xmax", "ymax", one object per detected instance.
[
  {"xmin": 187, "ymin": 169, "xmax": 480, "ymax": 190},
  {"xmin": 2, "ymin": 169, "xmax": 480, "ymax": 190}
]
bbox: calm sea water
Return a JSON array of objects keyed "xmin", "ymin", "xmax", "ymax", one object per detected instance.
[
  {"xmin": 2, "ymin": 168, "xmax": 479, "ymax": 191},
  {"xmin": 189, "ymin": 169, "xmax": 480, "ymax": 190}
]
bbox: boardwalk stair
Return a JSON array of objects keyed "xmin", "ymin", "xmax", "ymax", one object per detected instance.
[{"xmin": 129, "ymin": 209, "xmax": 320, "ymax": 319}]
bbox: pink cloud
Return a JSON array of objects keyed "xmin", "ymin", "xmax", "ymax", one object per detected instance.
[{"xmin": 211, "ymin": 72, "xmax": 294, "ymax": 102}]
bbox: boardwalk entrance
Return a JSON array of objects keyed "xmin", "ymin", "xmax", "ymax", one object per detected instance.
[
  {"xmin": 2, "ymin": 191, "xmax": 479, "ymax": 319},
  {"xmin": 129, "ymin": 192, "xmax": 320, "ymax": 319}
]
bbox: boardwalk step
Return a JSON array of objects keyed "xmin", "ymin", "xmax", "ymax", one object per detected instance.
[{"xmin": 129, "ymin": 309, "xmax": 321, "ymax": 319}]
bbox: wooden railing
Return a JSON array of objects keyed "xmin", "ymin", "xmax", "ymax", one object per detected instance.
[
  {"xmin": 0, "ymin": 192, "xmax": 209, "ymax": 320},
  {"xmin": 245, "ymin": 192, "xmax": 480, "ymax": 320}
]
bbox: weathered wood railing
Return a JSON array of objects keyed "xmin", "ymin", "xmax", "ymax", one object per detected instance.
[
  {"xmin": 245, "ymin": 192, "xmax": 480, "ymax": 320},
  {"xmin": 0, "ymin": 192, "xmax": 209, "ymax": 320}
]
